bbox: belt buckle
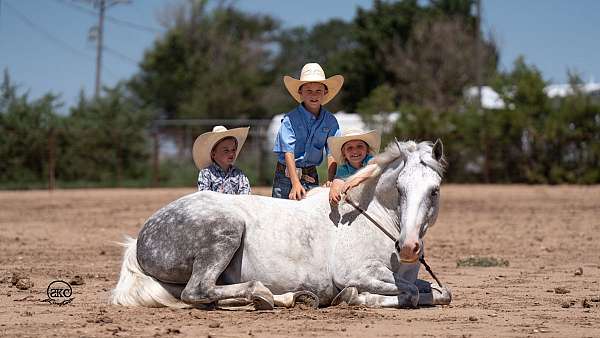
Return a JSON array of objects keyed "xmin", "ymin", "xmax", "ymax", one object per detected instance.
[
  {"xmin": 302, "ymin": 175, "xmax": 316, "ymax": 184},
  {"xmin": 284, "ymin": 166, "xmax": 303, "ymax": 179}
]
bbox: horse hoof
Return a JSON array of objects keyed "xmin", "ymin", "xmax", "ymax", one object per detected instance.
[
  {"xmin": 432, "ymin": 284, "xmax": 452, "ymax": 305},
  {"xmin": 292, "ymin": 291, "xmax": 319, "ymax": 309},
  {"xmin": 331, "ymin": 287, "xmax": 358, "ymax": 306},
  {"xmin": 252, "ymin": 295, "xmax": 274, "ymax": 310}
]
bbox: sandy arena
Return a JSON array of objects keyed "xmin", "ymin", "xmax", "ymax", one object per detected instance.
[{"xmin": 1, "ymin": 185, "xmax": 599, "ymax": 337}]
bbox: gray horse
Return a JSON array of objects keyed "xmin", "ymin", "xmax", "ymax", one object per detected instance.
[{"xmin": 111, "ymin": 140, "xmax": 451, "ymax": 309}]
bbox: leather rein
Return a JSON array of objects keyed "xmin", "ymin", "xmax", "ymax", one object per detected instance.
[{"xmin": 344, "ymin": 195, "xmax": 444, "ymax": 287}]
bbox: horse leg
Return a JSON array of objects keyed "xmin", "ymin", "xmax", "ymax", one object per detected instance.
[
  {"xmin": 331, "ymin": 282, "xmax": 452, "ymax": 307},
  {"xmin": 415, "ymin": 279, "xmax": 452, "ymax": 306},
  {"xmin": 273, "ymin": 291, "xmax": 320, "ymax": 308},
  {"xmin": 182, "ymin": 265, "xmax": 274, "ymax": 310},
  {"xmin": 332, "ymin": 287, "xmax": 422, "ymax": 308},
  {"xmin": 179, "ymin": 234, "xmax": 274, "ymax": 310},
  {"xmin": 215, "ymin": 291, "xmax": 319, "ymax": 309},
  {"xmin": 332, "ymin": 263, "xmax": 420, "ymax": 307},
  {"xmin": 331, "ymin": 277, "xmax": 420, "ymax": 308}
]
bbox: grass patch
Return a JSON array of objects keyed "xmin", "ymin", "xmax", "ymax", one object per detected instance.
[{"xmin": 456, "ymin": 256, "xmax": 509, "ymax": 267}]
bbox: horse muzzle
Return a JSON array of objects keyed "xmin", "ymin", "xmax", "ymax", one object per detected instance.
[{"xmin": 395, "ymin": 239, "xmax": 421, "ymax": 264}]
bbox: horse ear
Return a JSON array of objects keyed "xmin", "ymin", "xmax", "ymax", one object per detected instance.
[{"xmin": 432, "ymin": 138, "xmax": 444, "ymax": 162}]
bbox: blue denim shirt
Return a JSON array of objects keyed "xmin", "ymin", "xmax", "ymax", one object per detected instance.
[
  {"xmin": 273, "ymin": 104, "xmax": 340, "ymax": 167},
  {"xmin": 335, "ymin": 154, "xmax": 374, "ymax": 179}
]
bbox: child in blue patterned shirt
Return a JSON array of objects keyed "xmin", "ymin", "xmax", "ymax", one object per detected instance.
[{"xmin": 192, "ymin": 126, "xmax": 251, "ymax": 194}]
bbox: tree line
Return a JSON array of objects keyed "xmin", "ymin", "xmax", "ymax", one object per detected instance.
[{"xmin": 1, "ymin": 0, "xmax": 598, "ymax": 188}]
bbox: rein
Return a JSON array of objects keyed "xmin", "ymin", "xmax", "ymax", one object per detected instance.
[{"xmin": 344, "ymin": 195, "xmax": 444, "ymax": 287}]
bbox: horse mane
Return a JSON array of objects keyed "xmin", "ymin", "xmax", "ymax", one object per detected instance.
[{"xmin": 344, "ymin": 140, "xmax": 446, "ymax": 201}]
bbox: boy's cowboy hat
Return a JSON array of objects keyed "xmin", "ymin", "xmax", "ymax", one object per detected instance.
[
  {"xmin": 328, "ymin": 129, "xmax": 381, "ymax": 164},
  {"xmin": 283, "ymin": 63, "xmax": 344, "ymax": 105},
  {"xmin": 192, "ymin": 126, "xmax": 249, "ymax": 169}
]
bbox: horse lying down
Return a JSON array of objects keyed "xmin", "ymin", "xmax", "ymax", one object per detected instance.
[{"xmin": 111, "ymin": 140, "xmax": 452, "ymax": 309}]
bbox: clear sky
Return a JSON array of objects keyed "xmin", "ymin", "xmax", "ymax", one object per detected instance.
[{"xmin": 1, "ymin": 0, "xmax": 599, "ymax": 111}]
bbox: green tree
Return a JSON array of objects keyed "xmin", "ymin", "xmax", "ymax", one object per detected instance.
[
  {"xmin": 270, "ymin": 19, "xmax": 356, "ymax": 113},
  {"xmin": 342, "ymin": 0, "xmax": 422, "ymax": 111},
  {"xmin": 544, "ymin": 74, "xmax": 600, "ymax": 183},
  {"xmin": 61, "ymin": 84, "xmax": 152, "ymax": 186},
  {"xmin": 0, "ymin": 70, "xmax": 63, "ymax": 187},
  {"xmin": 130, "ymin": 0, "xmax": 277, "ymax": 119},
  {"xmin": 491, "ymin": 57, "xmax": 550, "ymax": 183}
]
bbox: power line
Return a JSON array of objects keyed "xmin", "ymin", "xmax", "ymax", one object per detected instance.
[
  {"xmin": 4, "ymin": 1, "xmax": 93, "ymax": 60},
  {"xmin": 4, "ymin": 1, "xmax": 121, "ymax": 82},
  {"xmin": 104, "ymin": 45, "xmax": 138, "ymax": 66},
  {"xmin": 54, "ymin": 0, "xmax": 161, "ymax": 34}
]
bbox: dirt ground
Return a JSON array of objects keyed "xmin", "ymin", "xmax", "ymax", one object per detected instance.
[{"xmin": 1, "ymin": 185, "xmax": 599, "ymax": 337}]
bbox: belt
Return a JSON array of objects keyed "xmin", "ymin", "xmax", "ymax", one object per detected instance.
[{"xmin": 276, "ymin": 162, "xmax": 318, "ymax": 184}]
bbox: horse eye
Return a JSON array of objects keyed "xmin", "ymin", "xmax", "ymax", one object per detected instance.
[{"xmin": 430, "ymin": 188, "xmax": 439, "ymax": 197}]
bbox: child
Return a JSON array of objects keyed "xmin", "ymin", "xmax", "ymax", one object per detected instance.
[
  {"xmin": 272, "ymin": 63, "xmax": 344, "ymax": 200},
  {"xmin": 327, "ymin": 129, "xmax": 381, "ymax": 205},
  {"xmin": 192, "ymin": 126, "xmax": 251, "ymax": 194}
]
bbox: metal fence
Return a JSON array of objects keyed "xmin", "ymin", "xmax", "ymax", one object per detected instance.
[{"xmin": 150, "ymin": 119, "xmax": 275, "ymax": 186}]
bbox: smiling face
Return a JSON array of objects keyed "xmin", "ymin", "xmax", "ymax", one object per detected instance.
[
  {"xmin": 299, "ymin": 82, "xmax": 328, "ymax": 114},
  {"xmin": 342, "ymin": 140, "xmax": 369, "ymax": 169},
  {"xmin": 211, "ymin": 137, "xmax": 238, "ymax": 170}
]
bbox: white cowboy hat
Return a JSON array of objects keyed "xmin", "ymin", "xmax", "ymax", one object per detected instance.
[
  {"xmin": 283, "ymin": 63, "xmax": 344, "ymax": 105},
  {"xmin": 328, "ymin": 129, "xmax": 381, "ymax": 164},
  {"xmin": 192, "ymin": 126, "xmax": 249, "ymax": 169}
]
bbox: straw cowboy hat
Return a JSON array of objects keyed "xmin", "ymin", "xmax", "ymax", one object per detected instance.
[
  {"xmin": 192, "ymin": 126, "xmax": 249, "ymax": 169},
  {"xmin": 328, "ymin": 129, "xmax": 381, "ymax": 164},
  {"xmin": 283, "ymin": 63, "xmax": 344, "ymax": 105}
]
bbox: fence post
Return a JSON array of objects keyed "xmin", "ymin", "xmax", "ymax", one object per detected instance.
[
  {"xmin": 152, "ymin": 124, "xmax": 160, "ymax": 187},
  {"xmin": 48, "ymin": 128, "xmax": 56, "ymax": 191}
]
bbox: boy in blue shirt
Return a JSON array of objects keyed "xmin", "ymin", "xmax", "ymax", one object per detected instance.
[{"xmin": 272, "ymin": 63, "xmax": 344, "ymax": 200}]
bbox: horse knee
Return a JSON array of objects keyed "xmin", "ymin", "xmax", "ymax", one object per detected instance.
[
  {"xmin": 397, "ymin": 284, "xmax": 419, "ymax": 308},
  {"xmin": 248, "ymin": 281, "xmax": 273, "ymax": 301},
  {"xmin": 180, "ymin": 286, "xmax": 216, "ymax": 304}
]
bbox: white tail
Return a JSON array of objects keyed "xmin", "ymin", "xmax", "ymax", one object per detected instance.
[{"xmin": 110, "ymin": 236, "xmax": 190, "ymax": 308}]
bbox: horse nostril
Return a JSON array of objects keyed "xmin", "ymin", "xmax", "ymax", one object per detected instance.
[{"xmin": 412, "ymin": 242, "xmax": 420, "ymax": 254}]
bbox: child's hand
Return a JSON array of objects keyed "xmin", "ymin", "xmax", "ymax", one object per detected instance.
[
  {"xmin": 289, "ymin": 183, "xmax": 306, "ymax": 200},
  {"xmin": 329, "ymin": 186, "xmax": 342, "ymax": 206},
  {"xmin": 329, "ymin": 179, "xmax": 344, "ymax": 206},
  {"xmin": 342, "ymin": 178, "xmax": 361, "ymax": 194}
]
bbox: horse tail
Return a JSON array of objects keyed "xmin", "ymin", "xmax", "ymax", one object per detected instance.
[{"xmin": 110, "ymin": 236, "xmax": 190, "ymax": 308}]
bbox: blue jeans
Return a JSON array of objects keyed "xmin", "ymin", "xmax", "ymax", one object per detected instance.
[{"xmin": 271, "ymin": 170, "xmax": 319, "ymax": 199}]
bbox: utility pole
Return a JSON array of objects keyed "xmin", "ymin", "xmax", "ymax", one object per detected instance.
[
  {"xmin": 475, "ymin": 0, "xmax": 482, "ymax": 110},
  {"xmin": 77, "ymin": 0, "xmax": 130, "ymax": 98},
  {"xmin": 94, "ymin": 0, "xmax": 105, "ymax": 99},
  {"xmin": 474, "ymin": 0, "xmax": 490, "ymax": 183}
]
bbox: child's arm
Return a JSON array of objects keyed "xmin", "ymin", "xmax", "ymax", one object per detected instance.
[
  {"xmin": 285, "ymin": 152, "xmax": 306, "ymax": 200},
  {"xmin": 197, "ymin": 169, "xmax": 211, "ymax": 191},
  {"xmin": 342, "ymin": 163, "xmax": 378, "ymax": 194},
  {"xmin": 325, "ymin": 155, "xmax": 337, "ymax": 187},
  {"xmin": 239, "ymin": 173, "xmax": 251, "ymax": 195},
  {"xmin": 329, "ymin": 178, "xmax": 345, "ymax": 206}
]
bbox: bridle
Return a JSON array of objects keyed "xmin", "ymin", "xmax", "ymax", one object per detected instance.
[{"xmin": 344, "ymin": 195, "xmax": 444, "ymax": 287}]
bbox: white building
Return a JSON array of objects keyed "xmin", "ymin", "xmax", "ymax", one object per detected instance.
[{"xmin": 465, "ymin": 81, "xmax": 600, "ymax": 110}]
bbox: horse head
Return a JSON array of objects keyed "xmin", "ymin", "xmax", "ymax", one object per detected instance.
[{"xmin": 349, "ymin": 139, "xmax": 445, "ymax": 264}]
